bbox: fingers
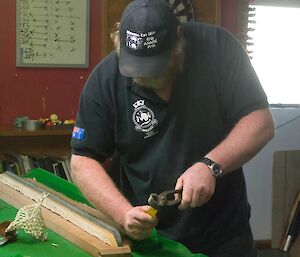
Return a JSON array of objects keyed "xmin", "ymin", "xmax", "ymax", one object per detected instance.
[
  {"xmin": 122, "ymin": 205, "xmax": 158, "ymax": 241},
  {"xmin": 176, "ymin": 163, "xmax": 216, "ymax": 210},
  {"xmin": 179, "ymin": 186, "xmax": 212, "ymax": 210},
  {"xmin": 174, "ymin": 178, "xmax": 183, "ymax": 202},
  {"xmin": 175, "ymin": 177, "xmax": 183, "ymax": 192}
]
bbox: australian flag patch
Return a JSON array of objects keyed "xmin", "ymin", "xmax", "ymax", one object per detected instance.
[{"xmin": 72, "ymin": 126, "xmax": 85, "ymax": 140}]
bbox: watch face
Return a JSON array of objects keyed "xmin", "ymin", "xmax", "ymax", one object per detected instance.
[
  {"xmin": 211, "ymin": 163, "xmax": 222, "ymax": 176},
  {"xmin": 166, "ymin": 0, "xmax": 194, "ymax": 22}
]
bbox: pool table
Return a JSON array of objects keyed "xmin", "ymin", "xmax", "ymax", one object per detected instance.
[{"xmin": 0, "ymin": 169, "xmax": 207, "ymax": 257}]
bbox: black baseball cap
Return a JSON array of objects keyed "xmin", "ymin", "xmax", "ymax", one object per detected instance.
[{"xmin": 119, "ymin": 0, "xmax": 179, "ymax": 78}]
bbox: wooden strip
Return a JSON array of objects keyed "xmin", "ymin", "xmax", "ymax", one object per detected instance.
[
  {"xmin": 0, "ymin": 172, "xmax": 119, "ymax": 246},
  {"xmin": 272, "ymin": 151, "xmax": 287, "ymax": 248},
  {"xmin": 281, "ymin": 151, "xmax": 300, "ymax": 250},
  {"xmin": 285, "ymin": 151, "xmax": 300, "ymax": 219},
  {"xmin": 26, "ymin": 178, "xmax": 120, "ymax": 230},
  {"xmin": 0, "ymin": 181, "xmax": 131, "ymax": 256}
]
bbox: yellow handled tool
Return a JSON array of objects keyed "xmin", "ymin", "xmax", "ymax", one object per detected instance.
[{"xmin": 146, "ymin": 189, "xmax": 182, "ymax": 217}]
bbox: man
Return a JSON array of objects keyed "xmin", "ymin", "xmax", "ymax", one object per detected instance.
[{"xmin": 71, "ymin": 0, "xmax": 274, "ymax": 256}]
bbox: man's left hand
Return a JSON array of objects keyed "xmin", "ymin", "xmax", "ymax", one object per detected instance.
[{"xmin": 175, "ymin": 162, "xmax": 216, "ymax": 210}]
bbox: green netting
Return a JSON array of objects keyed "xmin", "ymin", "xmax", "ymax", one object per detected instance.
[{"xmin": 3, "ymin": 168, "xmax": 207, "ymax": 257}]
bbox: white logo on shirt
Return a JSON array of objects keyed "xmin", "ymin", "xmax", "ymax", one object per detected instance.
[{"xmin": 132, "ymin": 100, "xmax": 158, "ymax": 138}]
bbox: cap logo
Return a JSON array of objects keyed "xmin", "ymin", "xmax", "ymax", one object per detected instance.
[
  {"xmin": 126, "ymin": 30, "xmax": 158, "ymax": 51},
  {"xmin": 119, "ymin": 0, "xmax": 179, "ymax": 77}
]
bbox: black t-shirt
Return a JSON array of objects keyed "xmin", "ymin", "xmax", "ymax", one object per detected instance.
[{"xmin": 71, "ymin": 22, "xmax": 268, "ymax": 252}]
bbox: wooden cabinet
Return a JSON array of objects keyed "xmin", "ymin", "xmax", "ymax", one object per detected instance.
[
  {"xmin": 0, "ymin": 127, "xmax": 72, "ymax": 159},
  {"xmin": 192, "ymin": 0, "xmax": 221, "ymax": 25}
]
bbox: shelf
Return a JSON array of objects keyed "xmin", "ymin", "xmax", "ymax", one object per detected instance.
[
  {"xmin": 0, "ymin": 126, "xmax": 73, "ymax": 164},
  {"xmin": 0, "ymin": 126, "xmax": 73, "ymax": 137}
]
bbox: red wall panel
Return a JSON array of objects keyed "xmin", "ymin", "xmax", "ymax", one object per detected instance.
[
  {"xmin": 0, "ymin": 0, "xmax": 237, "ymax": 126},
  {"xmin": 0, "ymin": 0, "xmax": 102, "ymax": 126}
]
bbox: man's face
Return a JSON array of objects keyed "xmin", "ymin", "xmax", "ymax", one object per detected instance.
[
  {"xmin": 133, "ymin": 45, "xmax": 184, "ymax": 90},
  {"xmin": 133, "ymin": 68, "xmax": 174, "ymax": 90}
]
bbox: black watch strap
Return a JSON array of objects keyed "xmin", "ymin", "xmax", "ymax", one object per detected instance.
[{"xmin": 199, "ymin": 157, "xmax": 223, "ymax": 177}]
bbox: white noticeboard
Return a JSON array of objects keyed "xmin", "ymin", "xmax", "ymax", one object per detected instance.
[{"xmin": 16, "ymin": 0, "xmax": 90, "ymax": 68}]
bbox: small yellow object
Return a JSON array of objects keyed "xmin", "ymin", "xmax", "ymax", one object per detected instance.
[
  {"xmin": 146, "ymin": 207, "xmax": 158, "ymax": 217},
  {"xmin": 63, "ymin": 119, "xmax": 75, "ymax": 125}
]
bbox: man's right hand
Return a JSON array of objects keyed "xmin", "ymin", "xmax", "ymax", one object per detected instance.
[
  {"xmin": 122, "ymin": 206, "xmax": 158, "ymax": 240},
  {"xmin": 71, "ymin": 155, "xmax": 157, "ymax": 241}
]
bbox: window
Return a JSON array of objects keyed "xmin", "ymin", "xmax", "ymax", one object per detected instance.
[{"xmin": 247, "ymin": 3, "xmax": 300, "ymax": 105}]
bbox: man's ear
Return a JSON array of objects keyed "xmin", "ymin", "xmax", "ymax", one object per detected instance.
[{"xmin": 110, "ymin": 22, "xmax": 121, "ymax": 54}]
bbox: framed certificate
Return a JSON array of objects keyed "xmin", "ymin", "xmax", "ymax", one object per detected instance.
[{"xmin": 16, "ymin": 0, "xmax": 90, "ymax": 68}]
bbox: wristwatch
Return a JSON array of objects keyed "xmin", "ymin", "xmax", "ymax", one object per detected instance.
[{"xmin": 199, "ymin": 157, "xmax": 223, "ymax": 177}]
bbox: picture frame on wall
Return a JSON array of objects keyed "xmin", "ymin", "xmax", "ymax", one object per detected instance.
[{"xmin": 16, "ymin": 0, "xmax": 90, "ymax": 68}]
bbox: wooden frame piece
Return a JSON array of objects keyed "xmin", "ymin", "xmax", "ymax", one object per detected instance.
[{"xmin": 0, "ymin": 172, "xmax": 131, "ymax": 256}]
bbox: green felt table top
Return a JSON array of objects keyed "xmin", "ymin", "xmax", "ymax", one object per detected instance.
[{"xmin": 0, "ymin": 169, "xmax": 207, "ymax": 257}]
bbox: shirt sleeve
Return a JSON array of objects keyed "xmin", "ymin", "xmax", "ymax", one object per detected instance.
[
  {"xmin": 71, "ymin": 67, "xmax": 115, "ymax": 163},
  {"xmin": 215, "ymin": 28, "xmax": 269, "ymax": 124}
]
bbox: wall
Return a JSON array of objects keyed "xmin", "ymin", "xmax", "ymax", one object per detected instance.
[
  {"xmin": 245, "ymin": 108, "xmax": 300, "ymax": 240},
  {"xmin": 0, "ymin": 0, "xmax": 238, "ymax": 127},
  {"xmin": 0, "ymin": 0, "xmax": 102, "ymax": 126}
]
